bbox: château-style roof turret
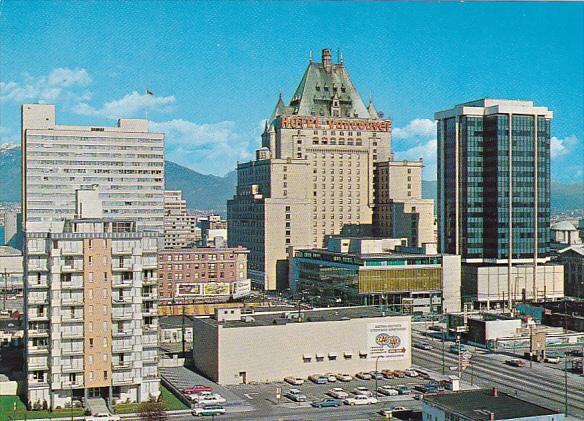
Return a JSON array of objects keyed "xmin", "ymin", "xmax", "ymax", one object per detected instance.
[{"xmin": 270, "ymin": 48, "xmax": 373, "ymax": 121}]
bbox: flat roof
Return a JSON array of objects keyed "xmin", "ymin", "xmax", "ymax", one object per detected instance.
[
  {"xmin": 159, "ymin": 315, "xmax": 195, "ymax": 329},
  {"xmin": 196, "ymin": 306, "xmax": 403, "ymax": 329},
  {"xmin": 424, "ymin": 389, "xmax": 561, "ymax": 419}
]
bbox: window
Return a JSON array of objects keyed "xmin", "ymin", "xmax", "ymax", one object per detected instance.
[
  {"xmin": 103, "ymin": 370, "xmax": 108, "ymax": 380},
  {"xmin": 89, "ymin": 338, "xmax": 94, "ymax": 347}
]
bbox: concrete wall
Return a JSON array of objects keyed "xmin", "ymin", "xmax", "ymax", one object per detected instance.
[
  {"xmin": 194, "ymin": 315, "xmax": 411, "ymax": 385},
  {"xmin": 442, "ymin": 255, "xmax": 462, "ymax": 313}
]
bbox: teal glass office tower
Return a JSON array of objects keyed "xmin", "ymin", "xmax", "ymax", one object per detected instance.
[{"xmin": 435, "ymin": 99, "xmax": 552, "ymax": 264}]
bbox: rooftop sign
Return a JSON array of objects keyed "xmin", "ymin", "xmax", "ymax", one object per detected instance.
[{"xmin": 280, "ymin": 115, "xmax": 391, "ymax": 132}]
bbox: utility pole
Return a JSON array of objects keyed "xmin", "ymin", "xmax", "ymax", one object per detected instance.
[
  {"xmin": 442, "ymin": 330, "xmax": 446, "ymax": 375},
  {"xmin": 182, "ymin": 305, "xmax": 186, "ymax": 355},
  {"xmin": 564, "ymin": 357, "xmax": 569, "ymax": 415}
]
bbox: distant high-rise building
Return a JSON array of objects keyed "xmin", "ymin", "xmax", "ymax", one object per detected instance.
[
  {"xmin": 228, "ymin": 48, "xmax": 392, "ymax": 290},
  {"xmin": 373, "ymin": 159, "xmax": 436, "ymax": 247},
  {"xmin": 24, "ymin": 190, "xmax": 160, "ymax": 410},
  {"xmin": 163, "ymin": 190, "xmax": 200, "ymax": 249},
  {"xmin": 435, "ymin": 99, "xmax": 563, "ymax": 307},
  {"xmin": 198, "ymin": 214, "xmax": 227, "ymax": 247},
  {"xmin": 21, "ymin": 104, "xmax": 164, "ymax": 234}
]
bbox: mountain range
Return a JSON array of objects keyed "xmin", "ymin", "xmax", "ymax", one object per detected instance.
[{"xmin": 1, "ymin": 145, "xmax": 583, "ymax": 213}]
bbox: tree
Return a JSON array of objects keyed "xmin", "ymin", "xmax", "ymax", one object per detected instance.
[{"xmin": 138, "ymin": 399, "xmax": 168, "ymax": 421}]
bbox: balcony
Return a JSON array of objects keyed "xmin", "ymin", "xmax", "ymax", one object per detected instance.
[
  {"xmin": 28, "ymin": 328, "xmax": 49, "ymax": 337},
  {"xmin": 143, "ymin": 356, "xmax": 158, "ymax": 364},
  {"xmin": 27, "ymin": 380, "xmax": 49, "ymax": 388},
  {"xmin": 61, "ymin": 366, "xmax": 84, "ymax": 374},
  {"xmin": 62, "ymin": 298, "xmax": 84, "ymax": 306},
  {"xmin": 143, "ymin": 277, "xmax": 158, "ymax": 285},
  {"xmin": 112, "ymin": 263, "xmax": 133, "ymax": 272},
  {"xmin": 29, "ymin": 282, "xmax": 49, "ymax": 289},
  {"xmin": 112, "ymin": 361, "xmax": 131, "ymax": 370},
  {"xmin": 112, "ymin": 280, "xmax": 133, "ymax": 288},
  {"xmin": 28, "ymin": 313, "xmax": 49, "ymax": 322},
  {"xmin": 61, "ymin": 315, "xmax": 84, "ymax": 324},
  {"xmin": 143, "ymin": 324, "xmax": 158, "ymax": 333},
  {"xmin": 113, "ymin": 297, "xmax": 133, "ymax": 305},
  {"xmin": 141, "ymin": 293, "xmax": 157, "ymax": 301},
  {"xmin": 112, "ymin": 313, "xmax": 133, "ymax": 321},
  {"xmin": 27, "ymin": 248, "xmax": 48, "ymax": 256},
  {"xmin": 61, "ymin": 380, "xmax": 84, "ymax": 388},
  {"xmin": 112, "ymin": 342, "xmax": 133, "ymax": 353},
  {"xmin": 112, "ymin": 248, "xmax": 133, "ymax": 256},
  {"xmin": 113, "ymin": 377, "xmax": 134, "ymax": 386},
  {"xmin": 62, "ymin": 348, "xmax": 83, "ymax": 357},
  {"xmin": 28, "ymin": 296, "xmax": 49, "ymax": 305},
  {"xmin": 143, "ymin": 373, "xmax": 158, "ymax": 380},
  {"xmin": 28, "ymin": 360, "xmax": 49, "ymax": 370},
  {"xmin": 112, "ymin": 330, "xmax": 131, "ymax": 337},
  {"xmin": 61, "ymin": 248, "xmax": 82, "ymax": 256},
  {"xmin": 142, "ymin": 307, "xmax": 157, "ymax": 316},
  {"xmin": 61, "ymin": 264, "xmax": 83, "ymax": 273},
  {"xmin": 61, "ymin": 282, "xmax": 83, "ymax": 290},
  {"xmin": 61, "ymin": 331, "xmax": 83, "ymax": 339},
  {"xmin": 28, "ymin": 346, "xmax": 49, "ymax": 355}
]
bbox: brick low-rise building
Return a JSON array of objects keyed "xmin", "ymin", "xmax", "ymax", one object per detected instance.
[{"xmin": 158, "ymin": 247, "xmax": 250, "ymax": 306}]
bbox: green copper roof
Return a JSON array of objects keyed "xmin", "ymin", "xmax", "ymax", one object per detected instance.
[{"xmin": 270, "ymin": 49, "xmax": 374, "ymax": 120}]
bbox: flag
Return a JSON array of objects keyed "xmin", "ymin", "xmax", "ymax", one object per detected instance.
[{"xmin": 146, "ymin": 89, "xmax": 153, "ymax": 96}]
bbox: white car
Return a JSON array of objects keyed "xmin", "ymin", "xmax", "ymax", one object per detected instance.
[
  {"xmin": 405, "ymin": 368, "xmax": 419, "ymax": 377},
  {"xmin": 352, "ymin": 387, "xmax": 373, "ymax": 397},
  {"xmin": 324, "ymin": 372, "xmax": 337, "ymax": 382},
  {"xmin": 191, "ymin": 405, "xmax": 226, "ymax": 416},
  {"xmin": 86, "ymin": 415, "xmax": 121, "ymax": 421},
  {"xmin": 285, "ymin": 389, "xmax": 307, "ymax": 402},
  {"xmin": 378, "ymin": 386, "xmax": 399, "ymax": 396},
  {"xmin": 192, "ymin": 394, "xmax": 227, "ymax": 405},
  {"xmin": 344, "ymin": 395, "xmax": 378, "ymax": 406},
  {"xmin": 328, "ymin": 388, "xmax": 349, "ymax": 399},
  {"xmin": 284, "ymin": 376, "xmax": 305, "ymax": 385},
  {"xmin": 356, "ymin": 371, "xmax": 372, "ymax": 380},
  {"xmin": 335, "ymin": 373, "xmax": 353, "ymax": 382}
]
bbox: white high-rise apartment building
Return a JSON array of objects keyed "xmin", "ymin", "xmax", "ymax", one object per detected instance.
[
  {"xmin": 21, "ymin": 104, "xmax": 164, "ymax": 234},
  {"xmin": 25, "ymin": 191, "xmax": 160, "ymax": 409}
]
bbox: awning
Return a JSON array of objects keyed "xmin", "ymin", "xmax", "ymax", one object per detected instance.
[
  {"xmin": 344, "ymin": 351, "xmax": 353, "ymax": 357},
  {"xmin": 328, "ymin": 352, "xmax": 338, "ymax": 358},
  {"xmin": 303, "ymin": 354, "xmax": 312, "ymax": 359},
  {"xmin": 359, "ymin": 350, "xmax": 368, "ymax": 356},
  {"xmin": 316, "ymin": 352, "xmax": 324, "ymax": 358}
]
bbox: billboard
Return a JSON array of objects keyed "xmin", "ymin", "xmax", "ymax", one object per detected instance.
[
  {"xmin": 203, "ymin": 283, "xmax": 230, "ymax": 296},
  {"xmin": 231, "ymin": 279, "xmax": 251, "ymax": 298},
  {"xmin": 177, "ymin": 283, "xmax": 202, "ymax": 296},
  {"xmin": 367, "ymin": 321, "xmax": 409, "ymax": 361}
]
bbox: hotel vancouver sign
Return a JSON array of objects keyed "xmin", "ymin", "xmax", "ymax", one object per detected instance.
[{"xmin": 279, "ymin": 115, "xmax": 391, "ymax": 132}]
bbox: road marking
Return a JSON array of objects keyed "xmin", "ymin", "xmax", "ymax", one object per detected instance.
[{"xmin": 244, "ymin": 393, "xmax": 254, "ymax": 399}]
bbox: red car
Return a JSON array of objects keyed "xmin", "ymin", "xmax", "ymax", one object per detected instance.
[{"xmin": 183, "ymin": 385, "xmax": 213, "ymax": 394}]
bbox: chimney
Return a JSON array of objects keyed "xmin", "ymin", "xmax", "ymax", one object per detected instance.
[
  {"xmin": 492, "ymin": 387, "xmax": 498, "ymax": 398},
  {"xmin": 322, "ymin": 48, "xmax": 332, "ymax": 71}
]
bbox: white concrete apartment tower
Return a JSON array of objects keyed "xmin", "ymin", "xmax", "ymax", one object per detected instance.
[
  {"xmin": 25, "ymin": 189, "xmax": 160, "ymax": 409},
  {"xmin": 21, "ymin": 104, "xmax": 165, "ymax": 234}
]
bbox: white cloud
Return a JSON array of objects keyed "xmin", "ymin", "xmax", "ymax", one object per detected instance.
[
  {"xmin": 75, "ymin": 91, "xmax": 175, "ymax": 120},
  {"xmin": 392, "ymin": 118, "xmax": 436, "ymax": 139},
  {"xmin": 151, "ymin": 119, "xmax": 254, "ymax": 175},
  {"xmin": 47, "ymin": 68, "xmax": 92, "ymax": 87},
  {"xmin": 394, "ymin": 138, "xmax": 437, "ymax": 180},
  {"xmin": 0, "ymin": 68, "xmax": 92, "ymax": 103},
  {"xmin": 550, "ymin": 135, "xmax": 578, "ymax": 159}
]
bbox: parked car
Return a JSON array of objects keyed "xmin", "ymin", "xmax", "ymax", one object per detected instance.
[
  {"xmin": 506, "ymin": 358, "xmax": 526, "ymax": 367},
  {"xmin": 192, "ymin": 404, "xmax": 226, "ymax": 417},
  {"xmin": 393, "ymin": 370, "xmax": 406, "ymax": 378},
  {"xmin": 369, "ymin": 370, "xmax": 384, "ymax": 380},
  {"xmin": 356, "ymin": 371, "xmax": 372, "ymax": 380},
  {"xmin": 544, "ymin": 355, "xmax": 561, "ymax": 364},
  {"xmin": 352, "ymin": 386, "xmax": 373, "ymax": 396},
  {"xmin": 414, "ymin": 343, "xmax": 433, "ymax": 350},
  {"xmin": 184, "ymin": 385, "xmax": 213, "ymax": 394},
  {"xmin": 397, "ymin": 385, "xmax": 412, "ymax": 395},
  {"xmin": 567, "ymin": 349, "xmax": 584, "ymax": 357},
  {"xmin": 324, "ymin": 373, "xmax": 337, "ymax": 382},
  {"xmin": 335, "ymin": 373, "xmax": 353, "ymax": 382},
  {"xmin": 284, "ymin": 376, "xmax": 305, "ymax": 385},
  {"xmin": 86, "ymin": 415, "xmax": 121, "ymax": 421},
  {"xmin": 449, "ymin": 344, "xmax": 467, "ymax": 354},
  {"xmin": 377, "ymin": 386, "xmax": 399, "ymax": 396},
  {"xmin": 405, "ymin": 368, "xmax": 419, "ymax": 377},
  {"xmin": 192, "ymin": 394, "xmax": 227, "ymax": 405},
  {"xmin": 328, "ymin": 388, "xmax": 349, "ymax": 399},
  {"xmin": 381, "ymin": 369, "xmax": 395, "ymax": 379},
  {"xmin": 428, "ymin": 325, "xmax": 442, "ymax": 332},
  {"xmin": 285, "ymin": 389, "xmax": 307, "ymax": 402},
  {"xmin": 344, "ymin": 395, "xmax": 378, "ymax": 406},
  {"xmin": 309, "ymin": 374, "xmax": 328, "ymax": 384},
  {"xmin": 311, "ymin": 398, "xmax": 342, "ymax": 408},
  {"xmin": 379, "ymin": 407, "xmax": 409, "ymax": 417}
]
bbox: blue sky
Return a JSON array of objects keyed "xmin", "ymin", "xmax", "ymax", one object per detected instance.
[{"xmin": 1, "ymin": 1, "xmax": 582, "ymax": 182}]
